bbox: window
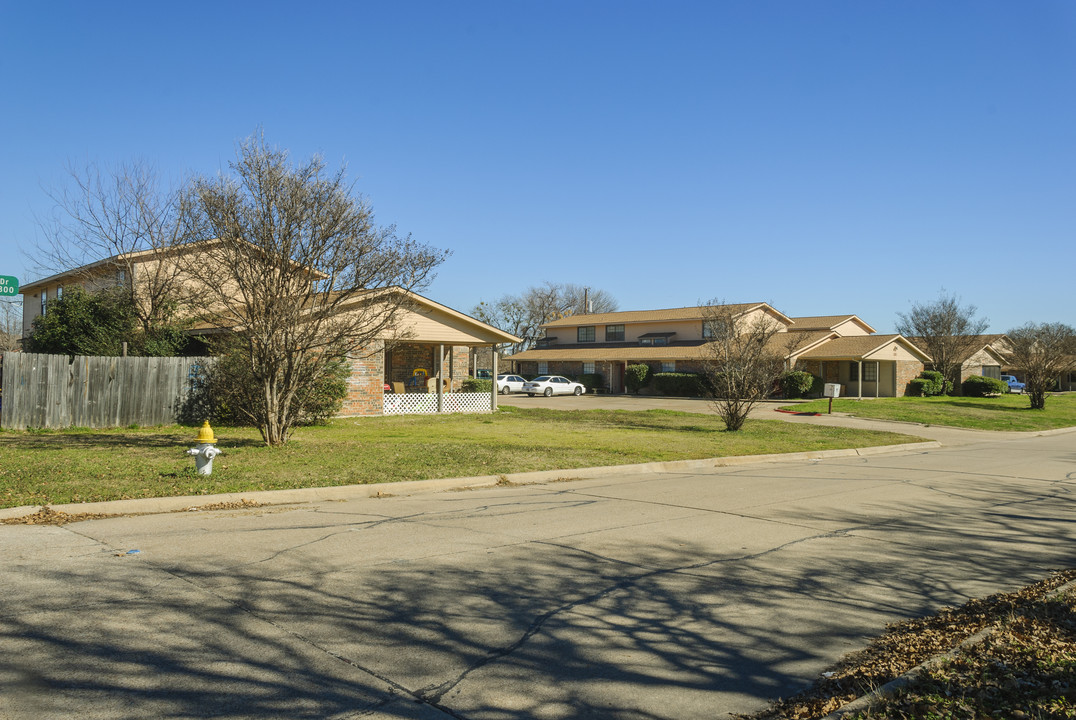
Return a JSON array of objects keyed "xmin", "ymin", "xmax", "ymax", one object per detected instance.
[
  {"xmin": 864, "ymin": 363, "xmax": 877, "ymax": 382},
  {"xmin": 56, "ymin": 286, "xmax": 63, "ymax": 301},
  {"xmin": 640, "ymin": 336, "xmax": 668, "ymax": 346},
  {"xmin": 982, "ymin": 365, "xmax": 1001, "ymax": 380},
  {"xmin": 662, "ymin": 361, "xmax": 675, "ymax": 373},
  {"xmin": 40, "ymin": 289, "xmax": 47, "ymax": 316},
  {"xmin": 577, "ymin": 326, "xmax": 595, "ymax": 342},
  {"xmin": 849, "ymin": 363, "xmax": 858, "ymax": 381},
  {"xmin": 583, "ymin": 362, "xmax": 595, "ymax": 374},
  {"xmin": 605, "ymin": 324, "xmax": 624, "ymax": 342},
  {"xmin": 702, "ymin": 322, "xmax": 714, "ymax": 339},
  {"xmin": 538, "ymin": 362, "xmax": 548, "ymax": 375}
]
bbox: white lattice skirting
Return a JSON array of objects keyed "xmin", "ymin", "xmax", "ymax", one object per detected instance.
[{"xmin": 383, "ymin": 392, "xmax": 493, "ymax": 416}]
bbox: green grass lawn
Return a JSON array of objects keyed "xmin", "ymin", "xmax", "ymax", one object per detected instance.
[
  {"xmin": 781, "ymin": 392, "xmax": 1076, "ymax": 431},
  {"xmin": 0, "ymin": 408, "xmax": 922, "ymax": 509}
]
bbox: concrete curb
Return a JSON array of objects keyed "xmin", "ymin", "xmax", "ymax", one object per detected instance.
[
  {"xmin": 0, "ymin": 440, "xmax": 940, "ymax": 522},
  {"xmin": 820, "ymin": 577, "xmax": 1076, "ymax": 719}
]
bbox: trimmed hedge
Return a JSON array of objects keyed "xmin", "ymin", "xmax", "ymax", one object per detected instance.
[
  {"xmin": 651, "ymin": 372, "xmax": 706, "ymax": 397},
  {"xmin": 461, "ymin": 378, "xmax": 493, "ymax": 393},
  {"xmin": 907, "ymin": 370, "xmax": 952, "ymax": 397},
  {"xmin": 779, "ymin": 371, "xmax": 817, "ymax": 399},
  {"xmin": 579, "ymin": 373, "xmax": 605, "ymax": 391},
  {"xmin": 962, "ymin": 375, "xmax": 1008, "ymax": 397},
  {"xmin": 626, "ymin": 364, "xmax": 651, "ymax": 394}
]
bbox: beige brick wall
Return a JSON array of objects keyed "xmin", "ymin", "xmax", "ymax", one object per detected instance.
[
  {"xmin": 340, "ymin": 343, "xmax": 385, "ymax": 417},
  {"xmin": 895, "ymin": 360, "xmax": 923, "ymax": 397}
]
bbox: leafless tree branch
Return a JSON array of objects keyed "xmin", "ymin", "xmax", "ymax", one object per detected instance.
[
  {"xmin": 700, "ymin": 302, "xmax": 785, "ymax": 431},
  {"xmin": 182, "ymin": 133, "xmax": 449, "ymax": 445}
]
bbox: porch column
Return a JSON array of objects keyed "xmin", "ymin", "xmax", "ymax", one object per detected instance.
[
  {"xmin": 876, "ymin": 361, "xmax": 880, "ymax": 398},
  {"xmin": 490, "ymin": 345, "xmax": 498, "ymax": 412},
  {"xmin": 857, "ymin": 360, "xmax": 863, "ymax": 399},
  {"xmin": 437, "ymin": 343, "xmax": 444, "ymax": 413}
]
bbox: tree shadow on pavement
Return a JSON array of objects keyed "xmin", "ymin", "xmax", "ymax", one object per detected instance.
[{"xmin": 1, "ymin": 467, "xmax": 1074, "ymax": 719}]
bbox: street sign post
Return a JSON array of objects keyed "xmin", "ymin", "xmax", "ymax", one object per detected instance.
[{"xmin": 0, "ymin": 275, "xmax": 18, "ymax": 296}]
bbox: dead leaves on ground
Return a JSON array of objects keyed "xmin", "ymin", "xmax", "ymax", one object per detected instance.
[{"xmin": 740, "ymin": 570, "xmax": 1076, "ymax": 720}]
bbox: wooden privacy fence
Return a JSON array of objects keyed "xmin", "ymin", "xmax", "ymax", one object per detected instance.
[{"xmin": 0, "ymin": 352, "xmax": 205, "ymax": 430}]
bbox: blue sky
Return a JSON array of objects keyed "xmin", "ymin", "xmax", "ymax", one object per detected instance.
[{"xmin": 2, "ymin": 2, "xmax": 1073, "ymax": 333}]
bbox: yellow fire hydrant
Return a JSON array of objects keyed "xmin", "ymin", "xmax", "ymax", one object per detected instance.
[{"xmin": 186, "ymin": 421, "xmax": 222, "ymax": 475}]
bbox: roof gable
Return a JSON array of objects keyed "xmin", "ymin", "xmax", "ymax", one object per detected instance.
[
  {"xmin": 788, "ymin": 315, "xmax": 876, "ymax": 334},
  {"xmin": 541, "ymin": 303, "xmax": 791, "ymax": 329}
]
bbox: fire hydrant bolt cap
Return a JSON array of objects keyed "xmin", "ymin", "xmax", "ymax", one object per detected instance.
[{"xmin": 196, "ymin": 421, "xmax": 216, "ymax": 444}]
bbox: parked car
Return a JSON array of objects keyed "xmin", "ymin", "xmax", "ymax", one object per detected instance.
[
  {"xmin": 1001, "ymin": 375, "xmax": 1025, "ymax": 393},
  {"xmin": 522, "ymin": 375, "xmax": 586, "ymax": 397},
  {"xmin": 496, "ymin": 374, "xmax": 527, "ymax": 394}
]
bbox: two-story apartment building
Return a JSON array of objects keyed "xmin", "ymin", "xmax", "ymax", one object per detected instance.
[{"xmin": 509, "ymin": 303, "xmax": 930, "ymax": 397}]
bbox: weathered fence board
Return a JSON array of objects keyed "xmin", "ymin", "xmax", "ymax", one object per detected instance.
[{"xmin": 0, "ymin": 353, "xmax": 205, "ymax": 430}]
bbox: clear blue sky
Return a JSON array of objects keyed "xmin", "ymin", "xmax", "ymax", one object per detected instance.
[{"xmin": 2, "ymin": 2, "xmax": 1073, "ymax": 333}]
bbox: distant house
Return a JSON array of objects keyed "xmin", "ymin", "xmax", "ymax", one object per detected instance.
[
  {"xmin": 905, "ymin": 335, "xmax": 1013, "ymax": 392},
  {"xmin": 18, "ymin": 245, "xmax": 518, "ymax": 418},
  {"xmin": 509, "ymin": 303, "xmax": 929, "ymax": 397}
]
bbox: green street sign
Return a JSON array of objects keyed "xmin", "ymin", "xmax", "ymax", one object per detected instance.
[{"xmin": 0, "ymin": 275, "xmax": 19, "ymax": 296}]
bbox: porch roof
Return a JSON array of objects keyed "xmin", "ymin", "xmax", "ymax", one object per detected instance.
[{"xmin": 798, "ymin": 334, "xmax": 931, "ymax": 362}]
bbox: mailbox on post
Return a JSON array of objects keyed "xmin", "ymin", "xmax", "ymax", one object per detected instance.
[{"xmin": 823, "ymin": 383, "xmax": 840, "ymax": 413}]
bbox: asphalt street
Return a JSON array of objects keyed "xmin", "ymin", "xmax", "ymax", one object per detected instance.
[{"xmin": 2, "ymin": 424, "xmax": 1075, "ymax": 719}]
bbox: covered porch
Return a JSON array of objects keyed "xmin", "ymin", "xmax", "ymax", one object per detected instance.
[
  {"xmin": 382, "ymin": 341, "xmax": 500, "ymax": 416},
  {"xmin": 339, "ymin": 292, "xmax": 520, "ymax": 418},
  {"xmin": 794, "ymin": 335, "xmax": 930, "ymax": 398}
]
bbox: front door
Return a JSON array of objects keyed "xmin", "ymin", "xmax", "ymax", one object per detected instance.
[{"xmin": 610, "ymin": 362, "xmax": 625, "ymax": 393}]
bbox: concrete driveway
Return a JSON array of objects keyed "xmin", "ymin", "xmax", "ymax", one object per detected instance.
[{"xmin": 3, "ymin": 426, "xmax": 1075, "ymax": 719}]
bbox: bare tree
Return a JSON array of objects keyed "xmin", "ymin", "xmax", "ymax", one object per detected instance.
[
  {"xmin": 0, "ymin": 298, "xmax": 22, "ymax": 351},
  {"xmin": 183, "ymin": 133, "xmax": 448, "ymax": 445},
  {"xmin": 896, "ymin": 292, "xmax": 989, "ymax": 393},
  {"xmin": 473, "ymin": 282, "xmax": 617, "ymax": 353},
  {"xmin": 35, "ymin": 160, "xmax": 197, "ymax": 340},
  {"xmin": 701, "ymin": 302, "xmax": 785, "ymax": 431},
  {"xmin": 1002, "ymin": 322, "xmax": 1076, "ymax": 410}
]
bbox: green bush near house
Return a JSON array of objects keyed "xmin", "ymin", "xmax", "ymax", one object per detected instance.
[
  {"xmin": 651, "ymin": 372, "xmax": 706, "ymax": 396},
  {"xmin": 625, "ymin": 364, "xmax": 651, "ymax": 394},
  {"xmin": 579, "ymin": 373, "xmax": 605, "ymax": 391},
  {"xmin": 183, "ymin": 350, "xmax": 348, "ymax": 427},
  {"xmin": 462, "ymin": 378, "xmax": 493, "ymax": 393},
  {"xmin": 907, "ymin": 370, "xmax": 952, "ymax": 397},
  {"xmin": 962, "ymin": 375, "xmax": 1008, "ymax": 397},
  {"xmin": 779, "ymin": 371, "xmax": 817, "ymax": 399}
]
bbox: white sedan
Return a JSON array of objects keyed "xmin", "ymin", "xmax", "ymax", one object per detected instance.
[
  {"xmin": 522, "ymin": 375, "xmax": 586, "ymax": 397},
  {"xmin": 496, "ymin": 374, "xmax": 528, "ymax": 394}
]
